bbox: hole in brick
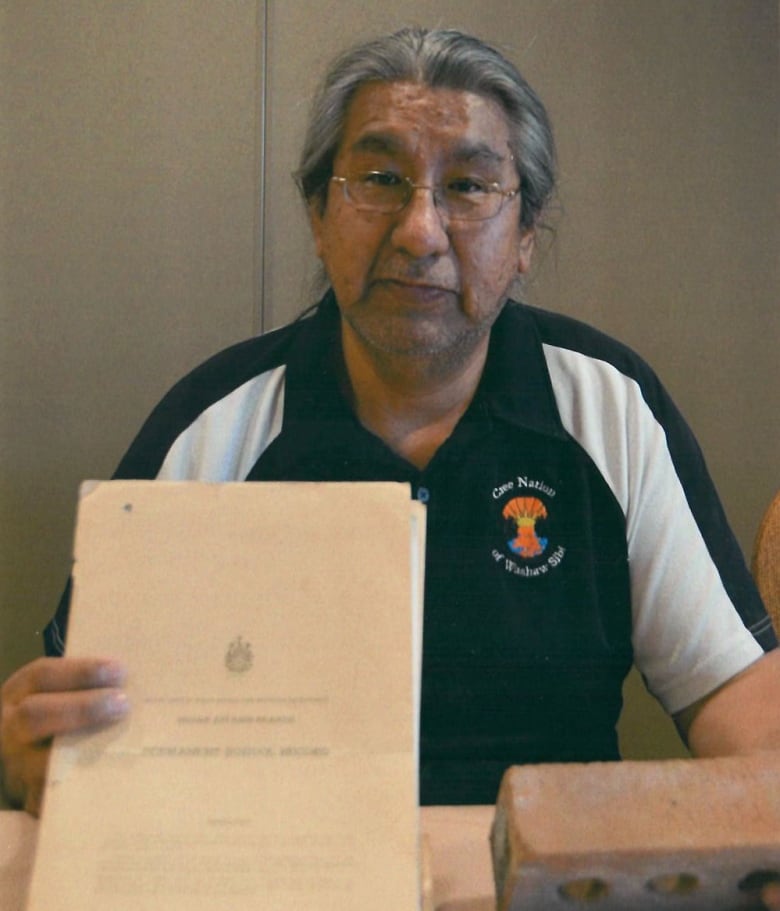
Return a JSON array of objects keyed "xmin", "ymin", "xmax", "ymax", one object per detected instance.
[
  {"xmin": 738, "ymin": 870, "xmax": 780, "ymax": 893},
  {"xmin": 646, "ymin": 872, "xmax": 700, "ymax": 895},
  {"xmin": 558, "ymin": 877, "xmax": 610, "ymax": 902}
]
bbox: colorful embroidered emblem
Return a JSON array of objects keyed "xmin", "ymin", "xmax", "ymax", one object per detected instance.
[
  {"xmin": 502, "ymin": 496, "xmax": 549, "ymax": 557},
  {"xmin": 491, "ymin": 476, "xmax": 566, "ymax": 578}
]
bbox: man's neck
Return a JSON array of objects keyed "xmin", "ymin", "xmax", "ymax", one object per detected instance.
[{"xmin": 340, "ymin": 324, "xmax": 490, "ymax": 470}]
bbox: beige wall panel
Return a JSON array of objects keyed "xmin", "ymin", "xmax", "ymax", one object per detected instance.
[{"xmin": 1, "ymin": 1, "xmax": 262, "ymax": 678}]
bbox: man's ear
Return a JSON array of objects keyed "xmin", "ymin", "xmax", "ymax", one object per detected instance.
[
  {"xmin": 308, "ymin": 198, "xmax": 326, "ymax": 259},
  {"xmin": 517, "ymin": 229, "xmax": 535, "ymax": 275}
]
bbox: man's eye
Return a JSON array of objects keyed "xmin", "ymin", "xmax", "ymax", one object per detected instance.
[
  {"xmin": 359, "ymin": 171, "xmax": 403, "ymax": 187},
  {"xmin": 447, "ymin": 177, "xmax": 491, "ymax": 195}
]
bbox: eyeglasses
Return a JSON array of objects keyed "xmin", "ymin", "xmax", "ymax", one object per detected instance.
[{"xmin": 330, "ymin": 171, "xmax": 520, "ymax": 222}]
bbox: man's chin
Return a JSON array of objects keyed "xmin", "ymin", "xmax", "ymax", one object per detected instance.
[{"xmin": 347, "ymin": 315, "xmax": 489, "ymax": 364}]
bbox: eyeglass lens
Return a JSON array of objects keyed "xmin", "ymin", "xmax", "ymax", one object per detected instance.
[{"xmin": 337, "ymin": 174, "xmax": 514, "ymax": 221}]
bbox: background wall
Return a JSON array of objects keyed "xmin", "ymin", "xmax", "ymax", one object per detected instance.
[{"xmin": 2, "ymin": 0, "xmax": 778, "ymax": 787}]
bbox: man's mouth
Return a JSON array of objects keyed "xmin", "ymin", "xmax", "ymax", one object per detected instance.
[{"xmin": 375, "ymin": 278, "xmax": 458, "ymax": 299}]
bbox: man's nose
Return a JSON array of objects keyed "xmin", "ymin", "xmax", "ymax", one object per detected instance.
[{"xmin": 390, "ymin": 186, "xmax": 451, "ymax": 259}]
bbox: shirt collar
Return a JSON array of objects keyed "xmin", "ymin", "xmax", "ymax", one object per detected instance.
[
  {"xmin": 281, "ymin": 290, "xmax": 347, "ymax": 422},
  {"xmin": 284, "ymin": 291, "xmax": 567, "ymax": 441},
  {"xmin": 472, "ymin": 300, "xmax": 568, "ymax": 440},
  {"xmin": 265, "ymin": 291, "xmax": 413, "ymax": 478}
]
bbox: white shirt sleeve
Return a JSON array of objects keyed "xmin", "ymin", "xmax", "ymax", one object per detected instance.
[{"xmin": 544, "ymin": 344, "xmax": 763, "ymax": 714}]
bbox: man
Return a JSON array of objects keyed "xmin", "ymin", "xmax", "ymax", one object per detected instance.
[{"xmin": 2, "ymin": 27, "xmax": 779, "ymax": 833}]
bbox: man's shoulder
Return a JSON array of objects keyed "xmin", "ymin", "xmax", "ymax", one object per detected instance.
[
  {"xmin": 111, "ymin": 307, "xmax": 327, "ymax": 480},
  {"xmin": 503, "ymin": 299, "xmax": 658, "ymax": 385},
  {"xmin": 179, "ymin": 308, "xmax": 319, "ymax": 390},
  {"xmin": 506, "ymin": 300, "xmax": 644, "ymax": 361}
]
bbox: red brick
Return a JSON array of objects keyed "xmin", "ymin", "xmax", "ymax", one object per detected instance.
[{"xmin": 492, "ymin": 754, "xmax": 780, "ymax": 910}]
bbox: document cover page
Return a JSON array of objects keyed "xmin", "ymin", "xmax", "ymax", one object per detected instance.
[{"xmin": 26, "ymin": 481, "xmax": 425, "ymax": 911}]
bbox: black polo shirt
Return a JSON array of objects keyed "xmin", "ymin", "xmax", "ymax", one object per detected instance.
[{"xmin": 45, "ymin": 292, "xmax": 774, "ymax": 805}]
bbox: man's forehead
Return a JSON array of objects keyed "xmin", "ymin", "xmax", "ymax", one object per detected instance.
[{"xmin": 337, "ymin": 81, "xmax": 514, "ymax": 163}]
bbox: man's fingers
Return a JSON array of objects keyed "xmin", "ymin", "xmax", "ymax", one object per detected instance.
[
  {"xmin": 1, "ymin": 656, "xmax": 129, "ymax": 816},
  {"xmin": 2, "ymin": 656, "xmax": 126, "ymax": 701},
  {"xmin": 9, "ymin": 687, "xmax": 130, "ymax": 744}
]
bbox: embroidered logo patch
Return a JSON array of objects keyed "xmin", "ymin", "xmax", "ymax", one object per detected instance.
[
  {"xmin": 491, "ymin": 476, "xmax": 566, "ymax": 578},
  {"xmin": 503, "ymin": 496, "xmax": 548, "ymax": 557}
]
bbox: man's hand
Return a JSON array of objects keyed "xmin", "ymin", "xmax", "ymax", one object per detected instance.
[{"xmin": 0, "ymin": 657, "xmax": 128, "ymax": 816}]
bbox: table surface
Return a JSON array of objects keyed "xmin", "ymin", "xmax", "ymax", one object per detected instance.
[{"xmin": 0, "ymin": 805, "xmax": 496, "ymax": 911}]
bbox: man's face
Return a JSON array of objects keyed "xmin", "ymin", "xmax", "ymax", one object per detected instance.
[{"xmin": 309, "ymin": 81, "xmax": 534, "ymax": 364}]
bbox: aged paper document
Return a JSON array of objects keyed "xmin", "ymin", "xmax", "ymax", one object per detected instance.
[{"xmin": 26, "ymin": 481, "xmax": 425, "ymax": 911}]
